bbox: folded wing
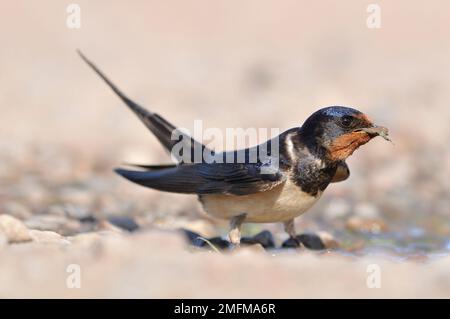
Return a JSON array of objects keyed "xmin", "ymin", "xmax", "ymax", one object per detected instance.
[{"xmin": 115, "ymin": 162, "xmax": 286, "ymax": 195}]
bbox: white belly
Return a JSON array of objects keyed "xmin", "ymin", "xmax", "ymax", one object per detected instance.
[{"xmin": 200, "ymin": 180, "xmax": 322, "ymax": 223}]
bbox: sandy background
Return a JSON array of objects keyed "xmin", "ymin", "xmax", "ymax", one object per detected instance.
[{"xmin": 0, "ymin": 0, "xmax": 450, "ymax": 298}]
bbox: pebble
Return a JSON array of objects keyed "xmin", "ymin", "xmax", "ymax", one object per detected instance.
[
  {"xmin": 346, "ymin": 216, "xmax": 387, "ymax": 234},
  {"xmin": 203, "ymin": 237, "xmax": 231, "ymax": 250},
  {"xmin": 45, "ymin": 205, "xmax": 67, "ymax": 217},
  {"xmin": 183, "ymin": 229, "xmax": 230, "ymax": 250},
  {"xmin": 25, "ymin": 214, "xmax": 67, "ymax": 231},
  {"xmin": 281, "ymin": 237, "xmax": 302, "ymax": 249},
  {"xmin": 97, "ymin": 220, "xmax": 125, "ymax": 233},
  {"xmin": 68, "ymin": 232, "xmax": 103, "ymax": 249},
  {"xmin": 241, "ymin": 230, "xmax": 275, "ymax": 249},
  {"xmin": 24, "ymin": 214, "xmax": 82, "ymax": 235},
  {"xmin": 314, "ymin": 231, "xmax": 340, "ymax": 249},
  {"xmin": 68, "ymin": 230, "xmax": 125, "ymax": 248},
  {"xmin": 107, "ymin": 216, "xmax": 139, "ymax": 232},
  {"xmin": 0, "ymin": 214, "xmax": 32, "ymax": 243},
  {"xmin": 281, "ymin": 231, "xmax": 339, "ymax": 250},
  {"xmin": 63, "ymin": 204, "xmax": 93, "ymax": 221},
  {"xmin": 297, "ymin": 233, "xmax": 326, "ymax": 250},
  {"xmin": 59, "ymin": 187, "xmax": 93, "ymax": 207},
  {"xmin": 29, "ymin": 229, "xmax": 70, "ymax": 245},
  {"xmin": 184, "ymin": 229, "xmax": 276, "ymax": 251},
  {"xmin": 323, "ymin": 198, "xmax": 351, "ymax": 219},
  {"xmin": 353, "ymin": 202, "xmax": 380, "ymax": 219},
  {"xmin": 1, "ymin": 202, "xmax": 32, "ymax": 220}
]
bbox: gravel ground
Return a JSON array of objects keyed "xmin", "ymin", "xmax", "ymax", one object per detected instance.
[{"xmin": 1, "ymin": 1, "xmax": 450, "ymax": 298}]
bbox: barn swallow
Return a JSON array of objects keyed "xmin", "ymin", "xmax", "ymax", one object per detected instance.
[{"xmin": 78, "ymin": 51, "xmax": 391, "ymax": 245}]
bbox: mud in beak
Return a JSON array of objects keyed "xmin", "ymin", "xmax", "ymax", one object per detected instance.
[{"xmin": 355, "ymin": 125, "xmax": 392, "ymax": 142}]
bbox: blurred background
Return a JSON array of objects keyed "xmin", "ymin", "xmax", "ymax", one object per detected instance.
[{"xmin": 1, "ymin": 0, "xmax": 450, "ymax": 297}]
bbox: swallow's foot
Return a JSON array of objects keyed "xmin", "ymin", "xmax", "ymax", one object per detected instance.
[
  {"xmin": 283, "ymin": 219, "xmax": 297, "ymax": 238},
  {"xmin": 228, "ymin": 229, "xmax": 241, "ymax": 246},
  {"xmin": 228, "ymin": 213, "xmax": 247, "ymax": 246},
  {"xmin": 279, "ymin": 219, "xmax": 301, "ymax": 248}
]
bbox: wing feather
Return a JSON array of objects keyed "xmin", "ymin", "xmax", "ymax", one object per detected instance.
[{"xmin": 115, "ymin": 162, "xmax": 286, "ymax": 196}]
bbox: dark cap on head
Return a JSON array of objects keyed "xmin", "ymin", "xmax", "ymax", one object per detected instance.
[{"xmin": 300, "ymin": 106, "xmax": 378, "ymax": 161}]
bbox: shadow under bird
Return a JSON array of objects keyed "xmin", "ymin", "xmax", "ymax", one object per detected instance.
[{"xmin": 79, "ymin": 51, "xmax": 391, "ymax": 245}]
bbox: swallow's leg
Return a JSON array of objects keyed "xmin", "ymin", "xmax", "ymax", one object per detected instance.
[
  {"xmin": 282, "ymin": 219, "xmax": 302, "ymax": 248},
  {"xmin": 283, "ymin": 219, "xmax": 297, "ymax": 239},
  {"xmin": 228, "ymin": 213, "xmax": 247, "ymax": 245}
]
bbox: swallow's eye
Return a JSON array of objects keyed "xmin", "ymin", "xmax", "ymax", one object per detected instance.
[{"xmin": 340, "ymin": 115, "xmax": 354, "ymax": 128}]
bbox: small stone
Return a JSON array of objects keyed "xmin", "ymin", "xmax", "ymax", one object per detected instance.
[
  {"xmin": 182, "ymin": 229, "xmax": 230, "ymax": 250},
  {"xmin": 0, "ymin": 214, "xmax": 32, "ymax": 243},
  {"xmin": 24, "ymin": 214, "xmax": 82, "ymax": 235},
  {"xmin": 63, "ymin": 204, "xmax": 93, "ymax": 221},
  {"xmin": 78, "ymin": 216, "xmax": 98, "ymax": 224},
  {"xmin": 24, "ymin": 186, "xmax": 49, "ymax": 207},
  {"xmin": 241, "ymin": 230, "xmax": 275, "ymax": 249},
  {"xmin": 25, "ymin": 214, "xmax": 66, "ymax": 231},
  {"xmin": 69, "ymin": 232, "xmax": 103, "ymax": 249},
  {"xmin": 353, "ymin": 202, "xmax": 380, "ymax": 219},
  {"xmin": 68, "ymin": 230, "xmax": 123, "ymax": 247},
  {"xmin": 282, "ymin": 232, "xmax": 339, "ymax": 250},
  {"xmin": 29, "ymin": 229, "xmax": 70, "ymax": 245},
  {"xmin": 323, "ymin": 198, "xmax": 351, "ymax": 219},
  {"xmin": 97, "ymin": 220, "xmax": 124, "ymax": 233},
  {"xmin": 297, "ymin": 233, "xmax": 326, "ymax": 250},
  {"xmin": 281, "ymin": 237, "xmax": 302, "ymax": 249},
  {"xmin": 59, "ymin": 187, "xmax": 93, "ymax": 207},
  {"xmin": 346, "ymin": 216, "xmax": 387, "ymax": 234},
  {"xmin": 1, "ymin": 202, "xmax": 32, "ymax": 219},
  {"xmin": 408, "ymin": 227, "xmax": 426, "ymax": 238},
  {"xmin": 182, "ymin": 229, "xmax": 203, "ymax": 246},
  {"xmin": 315, "ymin": 231, "xmax": 340, "ymax": 249},
  {"xmin": 204, "ymin": 237, "xmax": 230, "ymax": 250},
  {"xmin": 45, "ymin": 205, "xmax": 66, "ymax": 217},
  {"xmin": 107, "ymin": 216, "xmax": 139, "ymax": 232}
]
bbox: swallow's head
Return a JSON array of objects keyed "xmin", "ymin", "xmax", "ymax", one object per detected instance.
[{"xmin": 301, "ymin": 106, "xmax": 390, "ymax": 161}]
